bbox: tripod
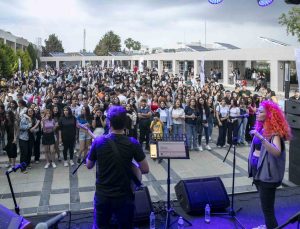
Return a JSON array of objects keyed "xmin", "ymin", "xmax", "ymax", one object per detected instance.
[
  {"xmin": 214, "ymin": 117, "xmax": 246, "ymax": 229},
  {"xmin": 164, "ymin": 158, "xmax": 192, "ymax": 229}
]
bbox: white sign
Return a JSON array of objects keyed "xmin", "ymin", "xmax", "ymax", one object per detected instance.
[{"xmin": 157, "ymin": 141, "xmax": 188, "ymax": 158}]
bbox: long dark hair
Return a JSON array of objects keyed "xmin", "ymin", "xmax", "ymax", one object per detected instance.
[
  {"xmin": 63, "ymin": 106, "xmax": 73, "ymax": 118},
  {"xmin": 79, "ymin": 106, "xmax": 91, "ymax": 120},
  {"xmin": 6, "ymin": 110, "xmax": 15, "ymax": 126}
]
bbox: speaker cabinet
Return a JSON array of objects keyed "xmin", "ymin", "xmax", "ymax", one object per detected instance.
[
  {"xmin": 286, "ymin": 113, "xmax": 300, "ymax": 129},
  {"xmin": 0, "ymin": 204, "xmax": 33, "ymax": 229},
  {"xmin": 133, "ymin": 187, "xmax": 153, "ymax": 222},
  {"xmin": 285, "ymin": 100, "xmax": 300, "ymax": 115},
  {"xmin": 175, "ymin": 177, "xmax": 230, "ymax": 214}
]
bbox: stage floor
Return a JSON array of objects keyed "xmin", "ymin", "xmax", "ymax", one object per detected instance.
[{"xmin": 26, "ymin": 186, "xmax": 300, "ymax": 229}]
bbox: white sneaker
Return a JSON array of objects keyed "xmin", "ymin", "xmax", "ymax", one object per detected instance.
[
  {"xmin": 35, "ymin": 160, "xmax": 40, "ymax": 164},
  {"xmin": 205, "ymin": 144, "xmax": 212, "ymax": 151},
  {"xmin": 69, "ymin": 160, "xmax": 75, "ymax": 166},
  {"xmin": 52, "ymin": 162, "xmax": 57, "ymax": 168},
  {"xmin": 198, "ymin": 146, "xmax": 203, "ymax": 151},
  {"xmin": 64, "ymin": 161, "xmax": 69, "ymax": 167},
  {"xmin": 44, "ymin": 163, "xmax": 50, "ymax": 169}
]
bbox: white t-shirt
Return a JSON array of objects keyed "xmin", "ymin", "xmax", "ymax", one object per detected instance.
[{"xmin": 217, "ymin": 105, "xmax": 229, "ymax": 118}]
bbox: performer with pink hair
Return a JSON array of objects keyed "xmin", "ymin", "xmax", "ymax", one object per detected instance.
[{"xmin": 248, "ymin": 100, "xmax": 291, "ymax": 229}]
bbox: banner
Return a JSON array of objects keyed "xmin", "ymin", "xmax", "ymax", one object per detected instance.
[
  {"xmin": 18, "ymin": 58, "xmax": 21, "ymax": 72},
  {"xmin": 295, "ymin": 48, "xmax": 300, "ymax": 92},
  {"xmin": 200, "ymin": 59, "xmax": 205, "ymax": 88}
]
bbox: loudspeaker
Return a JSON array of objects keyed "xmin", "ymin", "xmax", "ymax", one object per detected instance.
[
  {"xmin": 133, "ymin": 187, "xmax": 153, "ymax": 222},
  {"xmin": 289, "ymin": 162, "xmax": 300, "ymax": 185},
  {"xmin": 0, "ymin": 204, "xmax": 33, "ymax": 229},
  {"xmin": 285, "ymin": 100, "xmax": 300, "ymax": 115},
  {"xmin": 286, "ymin": 114, "xmax": 300, "ymax": 129},
  {"xmin": 175, "ymin": 177, "xmax": 230, "ymax": 214}
]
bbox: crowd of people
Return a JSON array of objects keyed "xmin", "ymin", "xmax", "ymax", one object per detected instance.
[{"xmin": 0, "ymin": 65, "xmax": 288, "ymax": 172}]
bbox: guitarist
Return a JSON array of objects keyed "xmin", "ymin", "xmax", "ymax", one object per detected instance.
[{"xmin": 86, "ymin": 105, "xmax": 149, "ymax": 229}]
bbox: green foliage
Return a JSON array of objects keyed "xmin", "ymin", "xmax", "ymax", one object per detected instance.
[
  {"xmin": 44, "ymin": 34, "xmax": 64, "ymax": 54},
  {"xmin": 279, "ymin": 7, "xmax": 300, "ymax": 42},
  {"xmin": 124, "ymin": 38, "xmax": 141, "ymax": 50},
  {"xmin": 16, "ymin": 49, "xmax": 33, "ymax": 72},
  {"xmin": 0, "ymin": 43, "xmax": 18, "ymax": 79},
  {"xmin": 94, "ymin": 31, "xmax": 121, "ymax": 56},
  {"xmin": 27, "ymin": 43, "xmax": 40, "ymax": 70}
]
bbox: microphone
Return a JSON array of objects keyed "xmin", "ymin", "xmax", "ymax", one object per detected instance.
[
  {"xmin": 7, "ymin": 162, "xmax": 27, "ymax": 173},
  {"xmin": 35, "ymin": 211, "xmax": 67, "ymax": 229}
]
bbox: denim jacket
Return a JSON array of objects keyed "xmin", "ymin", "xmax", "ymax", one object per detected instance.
[{"xmin": 19, "ymin": 117, "xmax": 32, "ymax": 141}]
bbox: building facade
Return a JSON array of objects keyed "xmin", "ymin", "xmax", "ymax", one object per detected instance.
[
  {"xmin": 0, "ymin": 29, "xmax": 30, "ymax": 52},
  {"xmin": 40, "ymin": 46, "xmax": 298, "ymax": 93}
]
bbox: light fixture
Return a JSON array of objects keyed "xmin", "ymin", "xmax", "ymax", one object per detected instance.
[
  {"xmin": 257, "ymin": 0, "xmax": 274, "ymax": 6},
  {"xmin": 208, "ymin": 0, "xmax": 223, "ymax": 4}
]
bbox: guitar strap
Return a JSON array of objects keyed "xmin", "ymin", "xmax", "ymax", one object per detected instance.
[{"xmin": 106, "ymin": 137, "xmax": 142, "ymax": 191}]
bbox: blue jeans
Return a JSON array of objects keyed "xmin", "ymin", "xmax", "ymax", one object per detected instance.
[
  {"xmin": 172, "ymin": 124, "xmax": 183, "ymax": 138},
  {"xmin": 238, "ymin": 118, "xmax": 248, "ymax": 143},
  {"xmin": 163, "ymin": 123, "xmax": 169, "ymax": 139},
  {"xmin": 207, "ymin": 116, "xmax": 214, "ymax": 138},
  {"xmin": 94, "ymin": 194, "xmax": 135, "ymax": 229},
  {"xmin": 186, "ymin": 123, "xmax": 198, "ymax": 149}
]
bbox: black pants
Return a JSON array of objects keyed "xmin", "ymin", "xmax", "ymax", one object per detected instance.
[
  {"xmin": 139, "ymin": 121, "xmax": 150, "ymax": 147},
  {"xmin": 217, "ymin": 120, "xmax": 227, "ymax": 146},
  {"xmin": 19, "ymin": 139, "xmax": 29, "ymax": 171},
  {"xmin": 227, "ymin": 120, "xmax": 239, "ymax": 145},
  {"xmin": 94, "ymin": 194, "xmax": 135, "ymax": 229},
  {"xmin": 256, "ymin": 182, "xmax": 278, "ymax": 229},
  {"xmin": 34, "ymin": 132, "xmax": 41, "ymax": 161},
  {"xmin": 63, "ymin": 140, "xmax": 75, "ymax": 161},
  {"xmin": 198, "ymin": 124, "xmax": 209, "ymax": 145},
  {"xmin": 246, "ymin": 114, "xmax": 256, "ymax": 142}
]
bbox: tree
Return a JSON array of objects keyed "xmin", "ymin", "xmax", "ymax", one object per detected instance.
[
  {"xmin": 279, "ymin": 7, "xmax": 300, "ymax": 42},
  {"xmin": 124, "ymin": 38, "xmax": 134, "ymax": 50},
  {"xmin": 27, "ymin": 43, "xmax": 40, "ymax": 70},
  {"xmin": 94, "ymin": 31, "xmax": 121, "ymax": 56},
  {"xmin": 124, "ymin": 38, "xmax": 141, "ymax": 51},
  {"xmin": 0, "ymin": 43, "xmax": 18, "ymax": 79},
  {"xmin": 132, "ymin": 41, "xmax": 141, "ymax": 51},
  {"xmin": 16, "ymin": 50, "xmax": 32, "ymax": 72},
  {"xmin": 44, "ymin": 34, "xmax": 64, "ymax": 54}
]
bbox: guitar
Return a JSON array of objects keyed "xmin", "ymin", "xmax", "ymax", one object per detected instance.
[{"xmin": 77, "ymin": 123, "xmax": 142, "ymax": 190}]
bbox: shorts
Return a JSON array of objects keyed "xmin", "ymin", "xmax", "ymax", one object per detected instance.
[{"xmin": 79, "ymin": 130, "xmax": 92, "ymax": 141}]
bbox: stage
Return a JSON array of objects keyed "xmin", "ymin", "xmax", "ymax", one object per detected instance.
[{"xmin": 25, "ymin": 186, "xmax": 300, "ymax": 229}]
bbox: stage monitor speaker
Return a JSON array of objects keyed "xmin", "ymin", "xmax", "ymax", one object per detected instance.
[
  {"xmin": 286, "ymin": 114, "xmax": 300, "ymax": 129},
  {"xmin": 175, "ymin": 177, "xmax": 230, "ymax": 214},
  {"xmin": 289, "ymin": 162, "xmax": 300, "ymax": 185},
  {"xmin": 133, "ymin": 186, "xmax": 153, "ymax": 222},
  {"xmin": 0, "ymin": 204, "xmax": 33, "ymax": 229},
  {"xmin": 285, "ymin": 100, "xmax": 300, "ymax": 115}
]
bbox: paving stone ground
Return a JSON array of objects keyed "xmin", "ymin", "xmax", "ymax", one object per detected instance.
[{"xmin": 0, "ymin": 130, "xmax": 290, "ymax": 216}]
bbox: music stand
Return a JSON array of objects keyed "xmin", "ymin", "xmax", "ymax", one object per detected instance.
[{"xmin": 153, "ymin": 134, "xmax": 192, "ymax": 229}]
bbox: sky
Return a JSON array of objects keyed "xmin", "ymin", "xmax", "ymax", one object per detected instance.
[{"xmin": 0, "ymin": 0, "xmax": 299, "ymax": 52}]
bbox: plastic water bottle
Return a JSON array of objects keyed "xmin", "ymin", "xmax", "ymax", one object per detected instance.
[
  {"xmin": 149, "ymin": 211, "xmax": 155, "ymax": 229},
  {"xmin": 177, "ymin": 216, "xmax": 184, "ymax": 229},
  {"xmin": 205, "ymin": 204, "xmax": 211, "ymax": 223}
]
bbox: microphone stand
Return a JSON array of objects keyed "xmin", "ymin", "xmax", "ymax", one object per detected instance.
[
  {"xmin": 213, "ymin": 116, "xmax": 246, "ymax": 229},
  {"xmin": 5, "ymin": 169, "xmax": 20, "ymax": 215},
  {"xmin": 72, "ymin": 154, "xmax": 88, "ymax": 175}
]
